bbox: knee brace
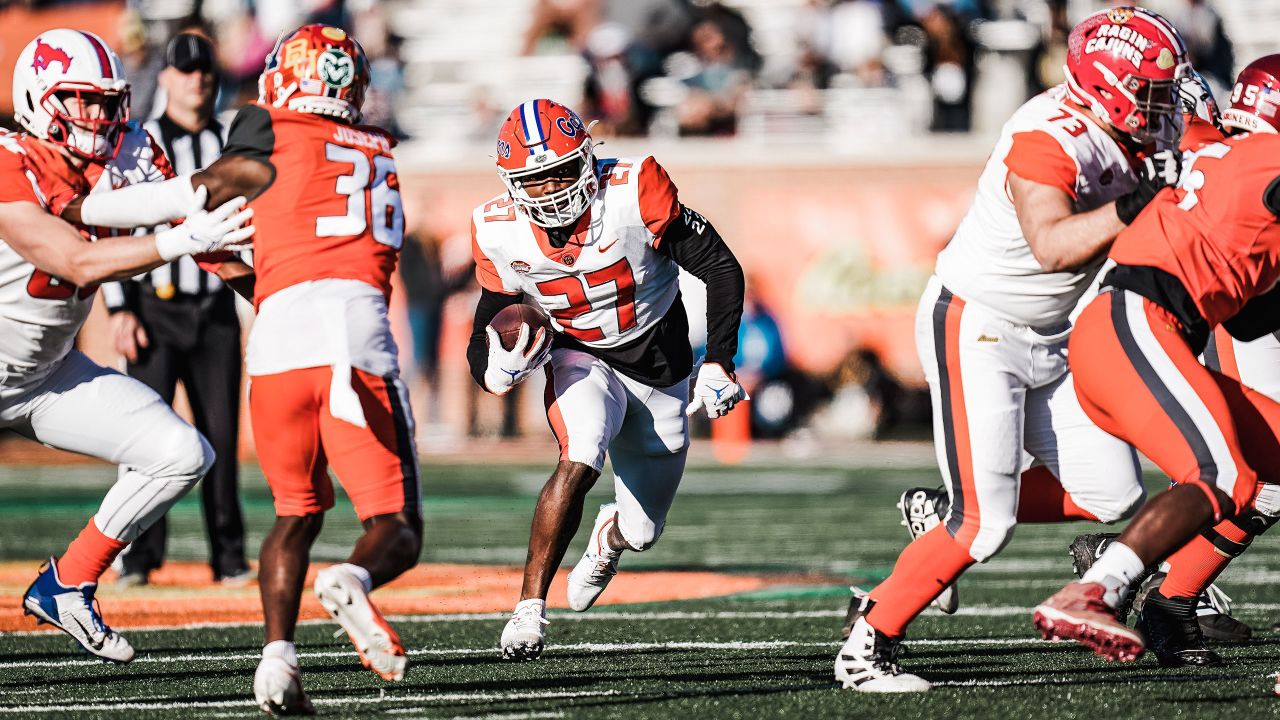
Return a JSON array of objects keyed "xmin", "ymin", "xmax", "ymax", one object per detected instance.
[{"xmin": 1203, "ymin": 508, "xmax": 1279, "ymax": 557}]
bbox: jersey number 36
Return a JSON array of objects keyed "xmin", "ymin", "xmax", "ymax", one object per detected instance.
[{"xmin": 317, "ymin": 142, "xmax": 404, "ymax": 248}]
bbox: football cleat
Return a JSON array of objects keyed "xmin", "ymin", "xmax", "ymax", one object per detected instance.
[
  {"xmin": 22, "ymin": 557, "xmax": 135, "ymax": 663},
  {"xmin": 254, "ymin": 655, "xmax": 314, "ymax": 716},
  {"xmin": 1033, "ymin": 581, "xmax": 1145, "ymax": 662},
  {"xmin": 898, "ymin": 486, "xmax": 957, "ymax": 614},
  {"xmin": 1135, "ymin": 588, "xmax": 1224, "ymax": 667},
  {"xmin": 566, "ymin": 503, "xmax": 624, "ymax": 612},
  {"xmin": 313, "ymin": 565, "xmax": 406, "ymax": 681},
  {"xmin": 835, "ymin": 597, "xmax": 930, "ymax": 693},
  {"xmin": 501, "ymin": 600, "xmax": 549, "ymax": 662},
  {"xmin": 1196, "ymin": 583, "xmax": 1252, "ymax": 642},
  {"xmin": 1131, "ymin": 571, "xmax": 1251, "ymax": 642},
  {"xmin": 1067, "ymin": 533, "xmax": 1152, "ymax": 624}
]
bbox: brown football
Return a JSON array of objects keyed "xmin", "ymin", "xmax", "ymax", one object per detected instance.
[{"xmin": 491, "ymin": 303, "xmax": 552, "ymax": 351}]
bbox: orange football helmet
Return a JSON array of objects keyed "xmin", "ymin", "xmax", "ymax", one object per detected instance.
[
  {"xmin": 495, "ymin": 99, "xmax": 597, "ymax": 228},
  {"xmin": 258, "ymin": 24, "xmax": 370, "ymax": 123}
]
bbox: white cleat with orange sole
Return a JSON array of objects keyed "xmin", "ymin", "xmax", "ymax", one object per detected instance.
[
  {"xmin": 567, "ymin": 503, "xmax": 624, "ymax": 612},
  {"xmin": 314, "ymin": 565, "xmax": 407, "ymax": 681},
  {"xmin": 1033, "ymin": 581, "xmax": 1145, "ymax": 662}
]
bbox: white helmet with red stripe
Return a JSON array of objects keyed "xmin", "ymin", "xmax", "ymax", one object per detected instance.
[{"xmin": 12, "ymin": 29, "xmax": 130, "ymax": 160}]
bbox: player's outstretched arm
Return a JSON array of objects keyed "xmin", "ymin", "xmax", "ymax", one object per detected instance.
[
  {"xmin": 63, "ymin": 156, "xmax": 275, "ymax": 228},
  {"xmin": 1011, "ymin": 174, "xmax": 1127, "ymax": 273},
  {"xmin": 1013, "ymin": 149, "xmax": 1181, "ymax": 273},
  {"xmin": 0, "ymin": 192, "xmax": 254, "ymax": 286}
]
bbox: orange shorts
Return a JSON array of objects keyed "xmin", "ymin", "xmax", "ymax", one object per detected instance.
[
  {"xmin": 250, "ymin": 366, "xmax": 420, "ymax": 521},
  {"xmin": 1070, "ymin": 289, "xmax": 1278, "ymax": 519}
]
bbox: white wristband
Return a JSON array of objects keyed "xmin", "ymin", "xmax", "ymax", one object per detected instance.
[
  {"xmin": 154, "ymin": 225, "xmax": 193, "ymax": 262},
  {"xmin": 80, "ymin": 174, "xmax": 197, "ymax": 228}
]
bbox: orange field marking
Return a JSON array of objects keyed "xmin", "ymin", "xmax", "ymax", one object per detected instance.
[{"xmin": 0, "ymin": 561, "xmax": 801, "ymax": 632}]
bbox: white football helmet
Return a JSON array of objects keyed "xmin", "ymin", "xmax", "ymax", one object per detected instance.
[{"xmin": 12, "ymin": 29, "xmax": 130, "ymax": 160}]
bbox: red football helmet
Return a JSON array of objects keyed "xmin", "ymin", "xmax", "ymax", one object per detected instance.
[
  {"xmin": 1064, "ymin": 7, "xmax": 1188, "ymax": 146},
  {"xmin": 258, "ymin": 24, "xmax": 369, "ymax": 123},
  {"xmin": 1222, "ymin": 54, "xmax": 1280, "ymax": 135},
  {"xmin": 495, "ymin": 99, "xmax": 597, "ymax": 228}
]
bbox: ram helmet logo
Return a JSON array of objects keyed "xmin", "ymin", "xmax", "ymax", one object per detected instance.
[
  {"xmin": 497, "ymin": 139, "xmax": 511, "ymax": 159},
  {"xmin": 317, "ymin": 48, "xmax": 355, "ymax": 89}
]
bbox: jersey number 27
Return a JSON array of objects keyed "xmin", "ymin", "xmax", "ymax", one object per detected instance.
[{"xmin": 317, "ymin": 143, "xmax": 404, "ymax": 248}]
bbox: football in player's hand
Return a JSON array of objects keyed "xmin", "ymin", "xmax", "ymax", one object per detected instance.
[{"xmin": 491, "ymin": 304, "xmax": 552, "ymax": 351}]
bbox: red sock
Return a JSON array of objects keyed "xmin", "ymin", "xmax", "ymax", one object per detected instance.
[
  {"xmin": 1160, "ymin": 519, "xmax": 1250, "ymax": 599},
  {"xmin": 56, "ymin": 520, "xmax": 128, "ymax": 586},
  {"xmin": 866, "ymin": 524, "xmax": 975, "ymax": 637},
  {"xmin": 1015, "ymin": 466, "xmax": 1099, "ymax": 523}
]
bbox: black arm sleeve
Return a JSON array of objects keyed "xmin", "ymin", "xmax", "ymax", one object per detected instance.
[
  {"xmin": 1223, "ymin": 284, "xmax": 1280, "ymax": 341},
  {"xmin": 467, "ymin": 288, "xmax": 525, "ymax": 389},
  {"xmin": 656, "ymin": 205, "xmax": 745, "ymax": 372}
]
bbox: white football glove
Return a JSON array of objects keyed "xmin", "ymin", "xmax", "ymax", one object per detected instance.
[
  {"xmin": 154, "ymin": 186, "xmax": 255, "ymax": 261},
  {"xmin": 685, "ymin": 362, "xmax": 749, "ymax": 419},
  {"xmin": 484, "ymin": 322, "xmax": 552, "ymax": 395}
]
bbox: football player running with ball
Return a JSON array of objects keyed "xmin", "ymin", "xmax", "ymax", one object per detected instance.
[
  {"xmin": 5, "ymin": 29, "xmax": 253, "ymax": 664},
  {"xmin": 834, "ymin": 7, "xmax": 1190, "ymax": 692},
  {"xmin": 63, "ymin": 25, "xmax": 419, "ymax": 715},
  {"xmin": 468, "ymin": 99, "xmax": 746, "ymax": 661}
]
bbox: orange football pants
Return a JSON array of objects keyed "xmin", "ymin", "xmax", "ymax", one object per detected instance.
[
  {"xmin": 1070, "ymin": 289, "xmax": 1278, "ymax": 521},
  {"xmin": 250, "ymin": 366, "xmax": 420, "ymax": 521}
]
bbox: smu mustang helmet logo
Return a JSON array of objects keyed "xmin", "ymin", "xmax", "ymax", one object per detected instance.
[{"xmin": 32, "ymin": 40, "xmax": 72, "ymax": 74}]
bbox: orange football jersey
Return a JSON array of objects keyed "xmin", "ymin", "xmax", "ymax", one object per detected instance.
[
  {"xmin": 1109, "ymin": 131, "xmax": 1280, "ymax": 327},
  {"xmin": 220, "ymin": 103, "xmax": 402, "ymax": 306}
]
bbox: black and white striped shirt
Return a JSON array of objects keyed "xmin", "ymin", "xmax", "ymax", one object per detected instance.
[{"xmin": 102, "ymin": 114, "xmax": 228, "ymax": 310}]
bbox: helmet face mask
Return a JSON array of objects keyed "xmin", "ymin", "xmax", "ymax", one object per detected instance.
[
  {"xmin": 495, "ymin": 100, "xmax": 598, "ymax": 228},
  {"xmin": 45, "ymin": 85, "xmax": 129, "ymax": 160},
  {"xmin": 12, "ymin": 29, "xmax": 131, "ymax": 161},
  {"xmin": 1063, "ymin": 7, "xmax": 1188, "ymax": 148}
]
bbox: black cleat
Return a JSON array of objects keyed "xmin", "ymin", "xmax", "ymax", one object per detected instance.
[
  {"xmin": 1067, "ymin": 533, "xmax": 1149, "ymax": 623},
  {"xmin": 1136, "ymin": 588, "xmax": 1224, "ymax": 667},
  {"xmin": 1195, "ymin": 584, "xmax": 1251, "ymax": 642}
]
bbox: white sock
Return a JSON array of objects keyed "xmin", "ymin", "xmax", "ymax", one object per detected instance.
[
  {"xmin": 262, "ymin": 640, "xmax": 298, "ymax": 667},
  {"xmin": 340, "ymin": 563, "xmax": 373, "ymax": 594},
  {"xmin": 1081, "ymin": 541, "xmax": 1147, "ymax": 608},
  {"xmin": 515, "ymin": 598, "xmax": 546, "ymax": 616}
]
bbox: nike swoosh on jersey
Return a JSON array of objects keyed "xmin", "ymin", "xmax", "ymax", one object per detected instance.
[{"xmin": 597, "ymin": 238, "xmax": 619, "ymax": 252}]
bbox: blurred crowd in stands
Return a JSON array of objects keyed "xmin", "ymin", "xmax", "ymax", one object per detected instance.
[
  {"xmin": 1, "ymin": 0, "xmax": 1244, "ymax": 445},
  {"xmin": 10, "ymin": 0, "xmax": 1240, "ymax": 141}
]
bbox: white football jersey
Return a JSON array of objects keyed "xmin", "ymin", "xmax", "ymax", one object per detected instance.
[
  {"xmin": 472, "ymin": 155, "xmax": 683, "ymax": 349},
  {"xmin": 0, "ymin": 125, "xmax": 169, "ymax": 385},
  {"xmin": 935, "ymin": 86, "xmax": 1139, "ymax": 327}
]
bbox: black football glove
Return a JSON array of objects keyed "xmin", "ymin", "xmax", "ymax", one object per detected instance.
[{"xmin": 1116, "ymin": 149, "xmax": 1182, "ymax": 225}]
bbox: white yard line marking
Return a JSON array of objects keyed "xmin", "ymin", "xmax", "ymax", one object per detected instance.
[
  {"xmin": 7, "ymin": 599, "xmax": 1279, "ymax": 639},
  {"xmin": 0, "ymin": 690, "xmax": 619, "ymax": 714},
  {"xmin": 0, "ymin": 637, "xmax": 1054, "ymax": 672}
]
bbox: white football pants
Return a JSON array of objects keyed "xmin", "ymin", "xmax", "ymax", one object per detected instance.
[
  {"xmin": 543, "ymin": 348, "xmax": 689, "ymax": 551},
  {"xmin": 917, "ymin": 276, "xmax": 1144, "ymax": 561},
  {"xmin": 0, "ymin": 350, "xmax": 213, "ymax": 542}
]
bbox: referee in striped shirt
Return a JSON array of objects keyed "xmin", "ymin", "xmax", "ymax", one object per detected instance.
[{"xmin": 103, "ymin": 32, "xmax": 249, "ymax": 586}]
